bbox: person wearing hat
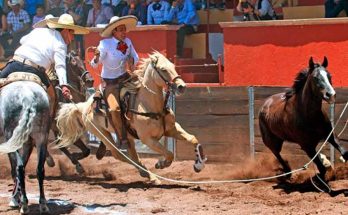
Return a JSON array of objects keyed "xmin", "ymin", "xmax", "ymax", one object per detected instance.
[
  {"xmin": 0, "ymin": 13, "xmax": 89, "ymax": 101},
  {"xmin": 3, "ymin": 0, "xmax": 30, "ymax": 58},
  {"xmin": 91, "ymin": 15, "xmax": 139, "ymax": 158}
]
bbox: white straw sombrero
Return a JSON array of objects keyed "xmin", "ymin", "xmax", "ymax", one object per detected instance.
[
  {"xmin": 8, "ymin": 0, "xmax": 23, "ymax": 6},
  {"xmin": 100, "ymin": 15, "xmax": 138, "ymax": 37},
  {"xmin": 33, "ymin": 14, "xmax": 59, "ymax": 28},
  {"xmin": 46, "ymin": 14, "xmax": 90, "ymax": 35}
]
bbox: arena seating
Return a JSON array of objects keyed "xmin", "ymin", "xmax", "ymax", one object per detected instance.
[
  {"xmin": 197, "ymin": 9, "xmax": 234, "ymax": 24},
  {"xmin": 283, "ymin": 5, "xmax": 346, "ymax": 19}
]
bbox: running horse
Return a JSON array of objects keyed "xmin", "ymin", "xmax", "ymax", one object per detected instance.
[
  {"xmin": 46, "ymin": 51, "xmax": 94, "ymax": 174},
  {"xmin": 55, "ymin": 51, "xmax": 207, "ymax": 184},
  {"xmin": 259, "ymin": 57, "xmax": 348, "ymax": 182}
]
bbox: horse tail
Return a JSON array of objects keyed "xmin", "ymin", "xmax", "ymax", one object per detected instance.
[
  {"xmin": 56, "ymin": 95, "xmax": 94, "ymax": 148},
  {"xmin": 0, "ymin": 99, "xmax": 37, "ymax": 153}
]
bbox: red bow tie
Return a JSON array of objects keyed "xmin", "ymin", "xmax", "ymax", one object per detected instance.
[{"xmin": 117, "ymin": 41, "xmax": 128, "ymax": 54}]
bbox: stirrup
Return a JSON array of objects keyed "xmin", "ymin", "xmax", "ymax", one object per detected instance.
[{"xmin": 193, "ymin": 144, "xmax": 207, "ymax": 173}]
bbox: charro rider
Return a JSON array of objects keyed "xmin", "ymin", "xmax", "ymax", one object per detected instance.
[
  {"xmin": 91, "ymin": 15, "xmax": 140, "ymax": 158},
  {"xmin": 0, "ymin": 13, "xmax": 89, "ymax": 102}
]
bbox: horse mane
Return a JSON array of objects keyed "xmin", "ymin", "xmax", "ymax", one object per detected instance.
[
  {"xmin": 134, "ymin": 51, "xmax": 164, "ymax": 77},
  {"xmin": 285, "ymin": 69, "xmax": 309, "ymax": 99},
  {"xmin": 285, "ymin": 63, "xmax": 323, "ymax": 99}
]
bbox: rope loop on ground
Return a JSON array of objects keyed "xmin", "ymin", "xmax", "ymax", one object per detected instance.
[{"xmin": 64, "ymin": 99, "xmax": 348, "ymax": 185}]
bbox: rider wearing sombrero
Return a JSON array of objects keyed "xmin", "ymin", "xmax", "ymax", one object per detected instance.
[
  {"xmin": 91, "ymin": 15, "xmax": 140, "ymax": 158},
  {"xmin": 0, "ymin": 13, "xmax": 89, "ymax": 101}
]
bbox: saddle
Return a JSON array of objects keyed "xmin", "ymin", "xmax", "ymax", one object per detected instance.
[
  {"xmin": 93, "ymin": 84, "xmax": 139, "ymax": 140},
  {"xmin": 0, "ymin": 72, "xmax": 47, "ymax": 90},
  {"xmin": 0, "ymin": 72, "xmax": 57, "ymax": 119}
]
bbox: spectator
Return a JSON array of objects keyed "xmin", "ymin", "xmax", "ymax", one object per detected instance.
[
  {"xmin": 23, "ymin": 0, "xmax": 44, "ymax": 18},
  {"xmin": 32, "ymin": 4, "xmax": 45, "ymax": 28},
  {"xmin": 81, "ymin": 0, "xmax": 93, "ymax": 25},
  {"xmin": 86, "ymin": 0, "xmax": 113, "ymax": 27},
  {"xmin": 165, "ymin": 0, "xmax": 199, "ymax": 58},
  {"xmin": 237, "ymin": 0, "xmax": 275, "ymax": 21},
  {"xmin": 63, "ymin": 0, "xmax": 84, "ymax": 25},
  {"xmin": 46, "ymin": 0, "xmax": 64, "ymax": 17},
  {"xmin": 147, "ymin": 0, "xmax": 170, "ymax": 25},
  {"xmin": 122, "ymin": 0, "xmax": 147, "ymax": 25},
  {"xmin": 3, "ymin": 0, "xmax": 30, "ymax": 58},
  {"xmin": 63, "ymin": 0, "xmax": 85, "ymax": 58},
  {"xmin": 0, "ymin": 7, "xmax": 8, "ymax": 58},
  {"xmin": 108, "ymin": 0, "xmax": 128, "ymax": 16},
  {"xmin": 325, "ymin": 0, "xmax": 348, "ymax": 18}
]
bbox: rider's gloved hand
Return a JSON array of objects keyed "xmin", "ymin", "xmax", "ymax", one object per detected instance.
[{"xmin": 61, "ymin": 86, "xmax": 72, "ymax": 100}]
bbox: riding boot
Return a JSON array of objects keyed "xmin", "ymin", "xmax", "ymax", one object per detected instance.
[{"xmin": 96, "ymin": 141, "xmax": 107, "ymax": 160}]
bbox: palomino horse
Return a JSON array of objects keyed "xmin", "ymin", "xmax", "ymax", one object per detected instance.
[
  {"xmin": 259, "ymin": 57, "xmax": 348, "ymax": 182},
  {"xmin": 0, "ymin": 80, "xmax": 50, "ymax": 214},
  {"xmin": 55, "ymin": 51, "xmax": 207, "ymax": 184},
  {"xmin": 46, "ymin": 51, "xmax": 94, "ymax": 174}
]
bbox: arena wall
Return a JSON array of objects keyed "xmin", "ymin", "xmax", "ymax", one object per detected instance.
[{"xmin": 220, "ymin": 19, "xmax": 348, "ymax": 87}]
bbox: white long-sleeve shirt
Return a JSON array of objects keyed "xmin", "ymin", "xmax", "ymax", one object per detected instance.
[
  {"xmin": 91, "ymin": 37, "xmax": 139, "ymax": 79},
  {"xmin": 14, "ymin": 28, "xmax": 68, "ymax": 85}
]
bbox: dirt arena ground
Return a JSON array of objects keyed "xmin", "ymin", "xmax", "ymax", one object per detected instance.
[{"xmin": 1, "ymin": 150, "xmax": 348, "ymax": 215}]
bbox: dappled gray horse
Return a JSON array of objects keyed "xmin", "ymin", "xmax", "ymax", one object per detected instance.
[{"xmin": 1, "ymin": 81, "xmax": 50, "ymax": 214}]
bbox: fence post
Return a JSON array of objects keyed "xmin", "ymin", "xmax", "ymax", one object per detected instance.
[
  {"xmin": 248, "ymin": 86, "xmax": 255, "ymax": 159},
  {"xmin": 168, "ymin": 93, "xmax": 176, "ymax": 160},
  {"xmin": 330, "ymin": 103, "xmax": 335, "ymax": 166}
]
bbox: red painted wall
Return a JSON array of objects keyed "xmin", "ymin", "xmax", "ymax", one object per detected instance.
[
  {"xmin": 221, "ymin": 20, "xmax": 348, "ymax": 87},
  {"xmin": 84, "ymin": 26, "xmax": 177, "ymax": 86}
]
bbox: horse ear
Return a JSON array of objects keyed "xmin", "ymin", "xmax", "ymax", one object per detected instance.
[
  {"xmin": 309, "ymin": 57, "xmax": 314, "ymax": 70},
  {"xmin": 322, "ymin": 56, "xmax": 328, "ymax": 68},
  {"xmin": 150, "ymin": 54, "xmax": 158, "ymax": 66}
]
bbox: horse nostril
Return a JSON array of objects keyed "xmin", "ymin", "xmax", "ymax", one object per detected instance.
[{"xmin": 326, "ymin": 92, "xmax": 332, "ymax": 98}]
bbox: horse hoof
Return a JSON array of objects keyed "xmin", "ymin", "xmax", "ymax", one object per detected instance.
[
  {"xmin": 139, "ymin": 169, "xmax": 149, "ymax": 178},
  {"xmin": 46, "ymin": 156, "xmax": 55, "ymax": 168},
  {"xmin": 40, "ymin": 203, "xmax": 50, "ymax": 214},
  {"xmin": 8, "ymin": 197, "xmax": 19, "ymax": 208},
  {"xmin": 342, "ymin": 151, "xmax": 348, "ymax": 162},
  {"xmin": 155, "ymin": 159, "xmax": 172, "ymax": 169},
  {"xmin": 193, "ymin": 158, "xmax": 207, "ymax": 173},
  {"xmin": 20, "ymin": 204, "xmax": 29, "ymax": 214},
  {"xmin": 76, "ymin": 163, "xmax": 85, "ymax": 175}
]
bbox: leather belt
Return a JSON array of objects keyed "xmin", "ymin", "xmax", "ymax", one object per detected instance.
[
  {"xmin": 12, "ymin": 55, "xmax": 44, "ymax": 70},
  {"xmin": 103, "ymin": 72, "xmax": 131, "ymax": 85}
]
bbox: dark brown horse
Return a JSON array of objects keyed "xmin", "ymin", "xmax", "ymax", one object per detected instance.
[
  {"xmin": 47, "ymin": 51, "xmax": 94, "ymax": 174},
  {"xmin": 259, "ymin": 57, "xmax": 348, "ymax": 181}
]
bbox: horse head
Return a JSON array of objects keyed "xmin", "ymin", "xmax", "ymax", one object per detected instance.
[
  {"xmin": 67, "ymin": 51, "xmax": 94, "ymax": 91},
  {"xmin": 149, "ymin": 51, "xmax": 186, "ymax": 95},
  {"xmin": 308, "ymin": 56, "xmax": 335, "ymax": 103}
]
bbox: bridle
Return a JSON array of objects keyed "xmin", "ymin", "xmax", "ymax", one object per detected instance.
[
  {"xmin": 150, "ymin": 59, "xmax": 182, "ymax": 92},
  {"xmin": 130, "ymin": 58, "xmax": 182, "ymax": 125},
  {"xmin": 66, "ymin": 53, "xmax": 93, "ymax": 98}
]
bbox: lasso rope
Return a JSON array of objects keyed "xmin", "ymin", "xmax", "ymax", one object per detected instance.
[{"xmin": 65, "ymin": 98, "xmax": 348, "ymax": 186}]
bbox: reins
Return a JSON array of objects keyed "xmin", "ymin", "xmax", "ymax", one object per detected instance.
[{"xmin": 129, "ymin": 60, "xmax": 176, "ymax": 121}]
